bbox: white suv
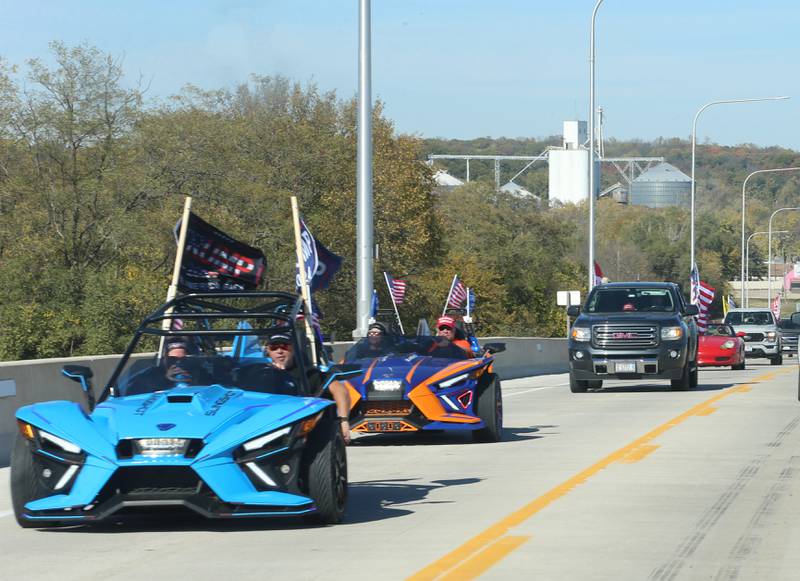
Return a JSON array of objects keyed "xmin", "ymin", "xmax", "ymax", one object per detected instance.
[{"xmin": 723, "ymin": 308, "xmax": 782, "ymax": 365}]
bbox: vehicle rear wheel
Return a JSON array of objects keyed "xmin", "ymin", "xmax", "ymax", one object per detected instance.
[
  {"xmin": 10, "ymin": 434, "xmax": 59, "ymax": 528},
  {"xmin": 670, "ymin": 362, "xmax": 691, "ymax": 391},
  {"xmin": 473, "ymin": 374, "xmax": 503, "ymax": 443},
  {"xmin": 302, "ymin": 415, "xmax": 347, "ymax": 525},
  {"xmin": 569, "ymin": 371, "xmax": 589, "ymax": 393},
  {"xmin": 771, "ymin": 354, "xmax": 783, "ymax": 365}
]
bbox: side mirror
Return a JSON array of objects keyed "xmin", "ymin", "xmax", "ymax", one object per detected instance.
[
  {"xmin": 483, "ymin": 342, "xmax": 506, "ymax": 355},
  {"xmin": 684, "ymin": 305, "xmax": 699, "ymax": 316},
  {"xmin": 61, "ymin": 364, "xmax": 96, "ymax": 411},
  {"xmin": 566, "ymin": 305, "xmax": 581, "ymax": 317}
]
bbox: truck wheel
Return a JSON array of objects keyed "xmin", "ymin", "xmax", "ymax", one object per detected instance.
[
  {"xmin": 771, "ymin": 355, "xmax": 783, "ymax": 365},
  {"xmin": 569, "ymin": 371, "xmax": 588, "ymax": 393},
  {"xmin": 670, "ymin": 362, "xmax": 691, "ymax": 391}
]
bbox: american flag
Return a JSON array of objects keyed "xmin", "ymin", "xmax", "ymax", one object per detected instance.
[
  {"xmin": 447, "ymin": 275, "xmax": 468, "ymax": 308},
  {"xmin": 691, "ymin": 264, "xmax": 715, "ymax": 333},
  {"xmin": 771, "ymin": 293, "xmax": 781, "ymax": 320},
  {"xmin": 594, "ymin": 260, "xmax": 605, "ymax": 286},
  {"xmin": 385, "ymin": 273, "xmax": 407, "ymax": 305}
]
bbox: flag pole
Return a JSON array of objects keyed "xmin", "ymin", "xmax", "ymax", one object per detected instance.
[
  {"xmin": 466, "ymin": 287, "xmax": 471, "ymax": 318},
  {"xmin": 159, "ymin": 195, "xmax": 193, "ymax": 359},
  {"xmin": 290, "ymin": 196, "xmax": 318, "ymax": 366},
  {"xmin": 442, "ymin": 274, "xmax": 458, "ymax": 316},
  {"xmin": 383, "ymin": 272, "xmax": 405, "ymax": 335}
]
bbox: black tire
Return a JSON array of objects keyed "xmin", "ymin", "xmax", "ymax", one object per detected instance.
[
  {"xmin": 473, "ymin": 374, "xmax": 503, "ymax": 443},
  {"xmin": 771, "ymin": 354, "xmax": 783, "ymax": 365},
  {"xmin": 569, "ymin": 371, "xmax": 589, "ymax": 393},
  {"xmin": 302, "ymin": 415, "xmax": 347, "ymax": 525},
  {"xmin": 587, "ymin": 380, "xmax": 603, "ymax": 389},
  {"xmin": 689, "ymin": 363, "xmax": 698, "ymax": 388},
  {"xmin": 10, "ymin": 434, "xmax": 59, "ymax": 528},
  {"xmin": 732, "ymin": 357, "xmax": 746, "ymax": 371},
  {"xmin": 670, "ymin": 362, "xmax": 691, "ymax": 391}
]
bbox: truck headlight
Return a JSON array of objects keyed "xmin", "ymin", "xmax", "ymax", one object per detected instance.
[
  {"xmin": 661, "ymin": 327, "xmax": 683, "ymax": 340},
  {"xmin": 571, "ymin": 327, "xmax": 591, "ymax": 342},
  {"xmin": 721, "ymin": 340, "xmax": 735, "ymax": 349},
  {"xmin": 766, "ymin": 331, "xmax": 777, "ymax": 341}
]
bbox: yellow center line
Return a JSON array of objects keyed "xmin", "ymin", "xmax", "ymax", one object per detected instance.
[{"xmin": 408, "ymin": 368, "xmax": 790, "ymax": 581}]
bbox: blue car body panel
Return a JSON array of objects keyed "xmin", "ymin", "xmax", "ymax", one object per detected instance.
[{"xmin": 15, "ymin": 384, "xmax": 334, "ymax": 521}]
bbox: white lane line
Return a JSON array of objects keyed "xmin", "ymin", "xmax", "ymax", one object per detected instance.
[
  {"xmin": 0, "ymin": 510, "xmax": 13, "ymax": 518},
  {"xmin": 505, "ymin": 384, "xmax": 568, "ymax": 397}
]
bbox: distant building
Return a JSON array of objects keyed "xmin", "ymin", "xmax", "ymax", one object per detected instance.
[
  {"xmin": 432, "ymin": 169, "xmax": 464, "ymax": 188},
  {"xmin": 548, "ymin": 120, "xmax": 600, "ymax": 204},
  {"xmin": 500, "ymin": 180, "xmax": 536, "ymax": 199},
  {"xmin": 629, "ymin": 162, "xmax": 690, "ymax": 208}
]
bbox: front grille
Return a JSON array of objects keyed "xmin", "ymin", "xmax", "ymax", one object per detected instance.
[
  {"xmin": 113, "ymin": 466, "xmax": 200, "ymax": 495},
  {"xmin": 593, "ymin": 325, "xmax": 658, "ymax": 348},
  {"xmin": 783, "ymin": 335, "xmax": 798, "ymax": 346},
  {"xmin": 364, "ymin": 401, "xmax": 413, "ymax": 416},
  {"xmin": 743, "ymin": 332, "xmax": 765, "ymax": 342}
]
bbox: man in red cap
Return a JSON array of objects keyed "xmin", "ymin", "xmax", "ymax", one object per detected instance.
[{"xmin": 423, "ymin": 315, "xmax": 471, "ymax": 358}]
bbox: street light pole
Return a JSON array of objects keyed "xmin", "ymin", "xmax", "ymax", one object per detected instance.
[
  {"xmin": 745, "ymin": 230, "xmax": 787, "ymax": 307},
  {"xmin": 768, "ymin": 208, "xmax": 800, "ymax": 305},
  {"xmin": 355, "ymin": 0, "xmax": 373, "ymax": 338},
  {"xmin": 588, "ymin": 0, "xmax": 604, "ymax": 291},
  {"xmin": 690, "ymin": 96, "xmax": 789, "ymax": 277},
  {"xmin": 741, "ymin": 167, "xmax": 800, "ymax": 303}
]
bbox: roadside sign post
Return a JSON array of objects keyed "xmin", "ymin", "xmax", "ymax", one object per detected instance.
[{"xmin": 557, "ymin": 290, "xmax": 581, "ymax": 339}]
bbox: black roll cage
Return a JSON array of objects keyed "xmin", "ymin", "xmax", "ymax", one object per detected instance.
[{"xmin": 100, "ymin": 291, "xmax": 314, "ymax": 403}]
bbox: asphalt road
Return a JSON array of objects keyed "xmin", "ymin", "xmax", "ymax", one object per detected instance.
[{"xmin": 2, "ymin": 361, "xmax": 800, "ymax": 580}]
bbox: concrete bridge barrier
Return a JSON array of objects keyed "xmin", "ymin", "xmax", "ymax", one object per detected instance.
[{"xmin": 0, "ymin": 337, "xmax": 567, "ymax": 466}]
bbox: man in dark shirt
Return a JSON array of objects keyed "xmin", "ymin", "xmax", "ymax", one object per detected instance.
[{"xmin": 265, "ymin": 333, "xmax": 352, "ymax": 444}]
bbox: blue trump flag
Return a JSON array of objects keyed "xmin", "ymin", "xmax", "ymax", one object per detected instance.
[
  {"xmin": 295, "ymin": 220, "xmax": 342, "ymax": 293},
  {"xmin": 370, "ymin": 289, "xmax": 379, "ymax": 319}
]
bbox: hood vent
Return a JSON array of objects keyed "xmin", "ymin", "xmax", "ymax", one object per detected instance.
[{"xmin": 167, "ymin": 394, "xmax": 194, "ymax": 403}]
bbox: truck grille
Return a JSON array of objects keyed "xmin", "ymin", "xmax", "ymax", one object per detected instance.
[
  {"xmin": 783, "ymin": 335, "xmax": 797, "ymax": 348},
  {"xmin": 593, "ymin": 325, "xmax": 658, "ymax": 348},
  {"xmin": 742, "ymin": 332, "xmax": 764, "ymax": 342}
]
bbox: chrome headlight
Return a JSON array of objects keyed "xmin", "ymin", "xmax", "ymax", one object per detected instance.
[
  {"xmin": 571, "ymin": 327, "xmax": 591, "ymax": 342},
  {"xmin": 661, "ymin": 326, "xmax": 683, "ymax": 340},
  {"xmin": 438, "ymin": 373, "xmax": 470, "ymax": 389},
  {"xmin": 243, "ymin": 426, "xmax": 292, "ymax": 452},
  {"xmin": 39, "ymin": 429, "xmax": 82, "ymax": 454},
  {"xmin": 721, "ymin": 340, "xmax": 735, "ymax": 350},
  {"xmin": 766, "ymin": 331, "xmax": 777, "ymax": 341}
]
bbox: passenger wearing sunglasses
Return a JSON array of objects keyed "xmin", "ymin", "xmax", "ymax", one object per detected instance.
[
  {"xmin": 422, "ymin": 316, "xmax": 471, "ymax": 359},
  {"xmin": 265, "ymin": 332, "xmax": 351, "ymax": 444}
]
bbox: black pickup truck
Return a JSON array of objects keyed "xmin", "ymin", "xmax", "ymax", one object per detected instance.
[{"xmin": 567, "ymin": 282, "xmax": 700, "ymax": 392}]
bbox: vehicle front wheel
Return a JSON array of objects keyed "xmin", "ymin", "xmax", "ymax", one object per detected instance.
[
  {"xmin": 670, "ymin": 362, "xmax": 691, "ymax": 391},
  {"xmin": 10, "ymin": 434, "xmax": 59, "ymax": 528},
  {"xmin": 771, "ymin": 354, "xmax": 783, "ymax": 365},
  {"xmin": 569, "ymin": 371, "xmax": 589, "ymax": 393},
  {"xmin": 473, "ymin": 374, "xmax": 503, "ymax": 443},
  {"xmin": 302, "ymin": 415, "xmax": 347, "ymax": 525},
  {"xmin": 732, "ymin": 357, "xmax": 746, "ymax": 371}
]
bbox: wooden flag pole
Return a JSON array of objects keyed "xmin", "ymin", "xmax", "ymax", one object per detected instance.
[
  {"xmin": 442, "ymin": 274, "xmax": 458, "ymax": 316},
  {"xmin": 383, "ymin": 272, "xmax": 405, "ymax": 335},
  {"xmin": 290, "ymin": 196, "xmax": 318, "ymax": 366},
  {"xmin": 158, "ymin": 196, "xmax": 192, "ymax": 359}
]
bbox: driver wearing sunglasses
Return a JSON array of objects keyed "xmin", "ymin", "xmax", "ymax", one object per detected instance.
[{"xmin": 265, "ymin": 332, "xmax": 351, "ymax": 444}]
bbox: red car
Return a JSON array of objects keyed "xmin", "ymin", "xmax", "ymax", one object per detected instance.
[{"xmin": 698, "ymin": 323, "xmax": 746, "ymax": 370}]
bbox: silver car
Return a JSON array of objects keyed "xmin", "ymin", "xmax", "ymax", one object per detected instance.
[{"xmin": 723, "ymin": 308, "xmax": 782, "ymax": 365}]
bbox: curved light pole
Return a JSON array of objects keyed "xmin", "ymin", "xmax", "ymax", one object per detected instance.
[
  {"xmin": 690, "ymin": 96, "xmax": 789, "ymax": 277},
  {"xmin": 588, "ymin": 0, "xmax": 604, "ymax": 291},
  {"xmin": 745, "ymin": 230, "xmax": 787, "ymax": 307},
  {"xmin": 768, "ymin": 207, "xmax": 800, "ymax": 304},
  {"xmin": 741, "ymin": 167, "xmax": 800, "ymax": 301}
]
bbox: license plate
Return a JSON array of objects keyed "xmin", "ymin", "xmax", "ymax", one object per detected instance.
[
  {"xmin": 366, "ymin": 421, "xmax": 407, "ymax": 432},
  {"xmin": 615, "ymin": 362, "xmax": 637, "ymax": 373}
]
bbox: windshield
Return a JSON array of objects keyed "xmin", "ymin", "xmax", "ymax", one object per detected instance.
[
  {"xmin": 705, "ymin": 324, "xmax": 734, "ymax": 337},
  {"xmin": 724, "ymin": 311, "xmax": 775, "ymax": 326},
  {"xmin": 344, "ymin": 334, "xmax": 470, "ymax": 362},
  {"xmin": 586, "ymin": 288, "xmax": 675, "ymax": 313}
]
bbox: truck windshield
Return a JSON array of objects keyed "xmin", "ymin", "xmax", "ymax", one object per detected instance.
[
  {"xmin": 725, "ymin": 311, "xmax": 774, "ymax": 326},
  {"xmin": 587, "ymin": 288, "xmax": 674, "ymax": 313}
]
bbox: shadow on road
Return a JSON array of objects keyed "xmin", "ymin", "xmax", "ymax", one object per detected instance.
[
  {"xmin": 345, "ymin": 477, "xmax": 482, "ymax": 524},
  {"xmin": 351, "ymin": 425, "xmax": 544, "ymax": 446},
  {"xmin": 597, "ymin": 382, "xmax": 733, "ymax": 393}
]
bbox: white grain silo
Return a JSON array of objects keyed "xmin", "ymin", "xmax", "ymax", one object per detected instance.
[{"xmin": 548, "ymin": 120, "xmax": 600, "ymax": 204}]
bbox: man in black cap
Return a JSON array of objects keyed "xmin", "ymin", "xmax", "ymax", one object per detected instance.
[
  {"xmin": 346, "ymin": 321, "xmax": 393, "ymax": 360},
  {"xmin": 265, "ymin": 332, "xmax": 352, "ymax": 444}
]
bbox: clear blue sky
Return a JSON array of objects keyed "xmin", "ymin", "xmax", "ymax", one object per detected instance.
[{"xmin": 2, "ymin": 0, "xmax": 799, "ymax": 149}]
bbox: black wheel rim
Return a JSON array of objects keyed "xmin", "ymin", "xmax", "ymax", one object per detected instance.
[{"xmin": 333, "ymin": 441, "xmax": 347, "ymax": 510}]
